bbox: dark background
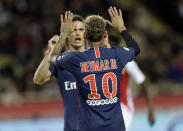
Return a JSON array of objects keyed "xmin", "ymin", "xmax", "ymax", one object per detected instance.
[{"xmin": 0, "ymin": 0, "xmax": 182, "ymax": 103}]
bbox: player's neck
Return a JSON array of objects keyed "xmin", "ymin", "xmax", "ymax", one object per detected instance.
[{"xmin": 90, "ymin": 41, "xmax": 101, "ymax": 47}]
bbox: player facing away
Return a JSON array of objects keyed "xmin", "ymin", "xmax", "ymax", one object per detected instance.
[
  {"xmin": 120, "ymin": 60, "xmax": 155, "ymax": 130},
  {"xmin": 33, "ymin": 15, "xmax": 86, "ymax": 131},
  {"xmin": 48, "ymin": 7, "xmax": 140, "ymax": 131}
]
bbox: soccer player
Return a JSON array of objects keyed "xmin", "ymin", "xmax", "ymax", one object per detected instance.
[
  {"xmin": 49, "ymin": 7, "xmax": 140, "ymax": 131},
  {"xmin": 120, "ymin": 60, "xmax": 155, "ymax": 130},
  {"xmin": 33, "ymin": 15, "xmax": 86, "ymax": 131}
]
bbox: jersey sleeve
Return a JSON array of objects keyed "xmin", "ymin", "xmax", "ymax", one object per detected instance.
[
  {"xmin": 125, "ymin": 60, "xmax": 145, "ymax": 84},
  {"xmin": 115, "ymin": 46, "xmax": 135, "ymax": 67},
  {"xmin": 56, "ymin": 52, "xmax": 76, "ymax": 73},
  {"xmin": 49, "ymin": 64, "xmax": 57, "ymax": 76}
]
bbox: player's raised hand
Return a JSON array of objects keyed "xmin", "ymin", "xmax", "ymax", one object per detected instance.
[
  {"xmin": 44, "ymin": 35, "xmax": 59, "ymax": 56},
  {"xmin": 60, "ymin": 11, "xmax": 73, "ymax": 36},
  {"xmin": 106, "ymin": 7, "xmax": 126, "ymax": 32},
  {"xmin": 48, "ymin": 35, "xmax": 59, "ymax": 50}
]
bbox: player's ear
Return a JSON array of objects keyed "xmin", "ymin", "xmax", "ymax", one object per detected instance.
[
  {"xmin": 104, "ymin": 31, "xmax": 108, "ymax": 38},
  {"xmin": 84, "ymin": 32, "xmax": 87, "ymax": 39}
]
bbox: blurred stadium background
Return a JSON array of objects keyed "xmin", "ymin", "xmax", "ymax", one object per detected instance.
[{"xmin": 0, "ymin": 0, "xmax": 183, "ymax": 130}]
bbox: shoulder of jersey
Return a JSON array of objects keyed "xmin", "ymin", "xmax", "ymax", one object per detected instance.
[
  {"xmin": 57, "ymin": 55, "xmax": 63, "ymax": 60},
  {"xmin": 112, "ymin": 46, "xmax": 130, "ymax": 51},
  {"xmin": 57, "ymin": 51, "xmax": 71, "ymax": 60},
  {"xmin": 123, "ymin": 47, "xmax": 130, "ymax": 51}
]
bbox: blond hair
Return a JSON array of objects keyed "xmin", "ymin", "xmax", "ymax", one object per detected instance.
[{"xmin": 85, "ymin": 15, "xmax": 106, "ymax": 42}]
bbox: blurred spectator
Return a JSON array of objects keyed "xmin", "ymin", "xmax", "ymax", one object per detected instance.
[{"xmin": 178, "ymin": 0, "xmax": 183, "ymax": 19}]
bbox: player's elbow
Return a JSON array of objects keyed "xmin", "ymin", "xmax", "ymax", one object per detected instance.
[
  {"xmin": 33, "ymin": 75, "xmax": 51, "ymax": 86},
  {"xmin": 33, "ymin": 77, "xmax": 43, "ymax": 86}
]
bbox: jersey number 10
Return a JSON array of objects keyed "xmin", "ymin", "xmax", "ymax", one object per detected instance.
[{"xmin": 83, "ymin": 72, "xmax": 117, "ymax": 99}]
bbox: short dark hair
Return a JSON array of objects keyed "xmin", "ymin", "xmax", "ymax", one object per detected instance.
[
  {"xmin": 72, "ymin": 14, "xmax": 84, "ymax": 22},
  {"xmin": 64, "ymin": 14, "xmax": 86, "ymax": 50},
  {"xmin": 85, "ymin": 15, "xmax": 106, "ymax": 42}
]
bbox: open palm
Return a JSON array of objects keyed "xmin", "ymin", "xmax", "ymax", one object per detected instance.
[
  {"xmin": 106, "ymin": 7, "xmax": 126, "ymax": 32},
  {"xmin": 60, "ymin": 11, "xmax": 73, "ymax": 36}
]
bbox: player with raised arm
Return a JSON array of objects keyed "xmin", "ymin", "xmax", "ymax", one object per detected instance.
[
  {"xmin": 120, "ymin": 60, "xmax": 155, "ymax": 130},
  {"xmin": 33, "ymin": 15, "xmax": 85, "ymax": 131},
  {"xmin": 48, "ymin": 7, "xmax": 140, "ymax": 131},
  {"xmin": 101, "ymin": 31, "xmax": 155, "ymax": 130}
]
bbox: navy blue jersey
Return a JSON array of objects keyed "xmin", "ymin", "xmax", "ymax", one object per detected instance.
[
  {"xmin": 56, "ymin": 46, "xmax": 135, "ymax": 131},
  {"xmin": 49, "ymin": 51, "xmax": 79, "ymax": 131}
]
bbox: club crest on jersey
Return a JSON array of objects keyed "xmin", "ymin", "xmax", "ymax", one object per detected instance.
[
  {"xmin": 80, "ymin": 59, "xmax": 117, "ymax": 73},
  {"xmin": 57, "ymin": 55, "xmax": 65, "ymax": 60}
]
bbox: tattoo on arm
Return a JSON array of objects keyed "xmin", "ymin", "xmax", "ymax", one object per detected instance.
[{"xmin": 48, "ymin": 34, "xmax": 68, "ymax": 65}]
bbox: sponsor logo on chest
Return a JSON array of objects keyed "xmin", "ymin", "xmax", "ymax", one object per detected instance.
[{"xmin": 64, "ymin": 81, "xmax": 77, "ymax": 90}]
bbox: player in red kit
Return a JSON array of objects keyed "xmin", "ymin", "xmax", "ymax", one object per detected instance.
[{"xmin": 120, "ymin": 60, "xmax": 155, "ymax": 130}]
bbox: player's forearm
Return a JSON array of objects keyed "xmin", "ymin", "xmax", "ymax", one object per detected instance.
[
  {"xmin": 141, "ymin": 83, "xmax": 154, "ymax": 115},
  {"xmin": 33, "ymin": 54, "xmax": 51, "ymax": 85},
  {"xmin": 120, "ymin": 30, "xmax": 140, "ymax": 56},
  {"xmin": 142, "ymin": 83, "xmax": 155, "ymax": 125},
  {"xmin": 48, "ymin": 33, "xmax": 67, "ymax": 65}
]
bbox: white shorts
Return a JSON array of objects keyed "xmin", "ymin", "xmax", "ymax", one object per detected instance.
[{"xmin": 121, "ymin": 103, "xmax": 134, "ymax": 131}]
